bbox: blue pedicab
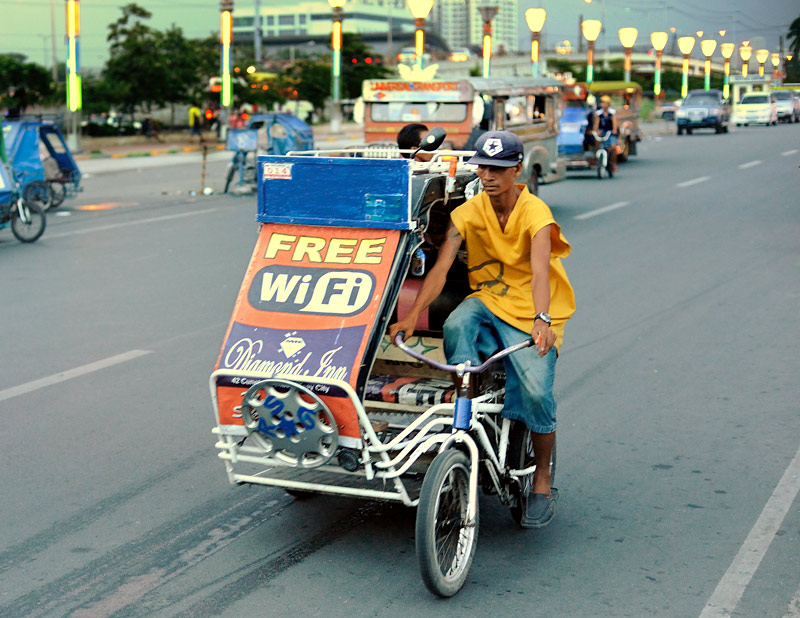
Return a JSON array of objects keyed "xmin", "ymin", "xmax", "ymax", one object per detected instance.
[
  {"xmin": 209, "ymin": 129, "xmax": 555, "ymax": 597},
  {"xmin": 2, "ymin": 119, "xmax": 82, "ymax": 210},
  {"xmin": 224, "ymin": 113, "xmax": 314, "ymax": 193},
  {"xmin": 0, "ymin": 148, "xmax": 46, "ymax": 243}
]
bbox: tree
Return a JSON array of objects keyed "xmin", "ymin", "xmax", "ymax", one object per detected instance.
[
  {"xmin": 103, "ymin": 3, "xmax": 170, "ymax": 115},
  {"xmin": 340, "ymin": 34, "xmax": 390, "ymax": 99},
  {"xmin": 787, "ymin": 16, "xmax": 800, "ymax": 82},
  {"xmin": 0, "ymin": 53, "xmax": 54, "ymax": 114},
  {"xmin": 284, "ymin": 59, "xmax": 330, "ymax": 117}
]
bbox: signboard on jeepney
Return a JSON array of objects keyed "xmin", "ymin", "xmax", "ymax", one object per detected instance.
[
  {"xmin": 213, "ymin": 224, "xmax": 401, "ymax": 443},
  {"xmin": 362, "ymin": 80, "xmax": 474, "ymax": 103}
]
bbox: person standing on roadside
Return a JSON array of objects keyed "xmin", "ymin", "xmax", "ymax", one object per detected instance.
[{"xmin": 188, "ymin": 103, "xmax": 204, "ymax": 143}]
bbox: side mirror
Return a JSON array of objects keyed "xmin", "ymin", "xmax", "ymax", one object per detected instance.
[{"xmin": 417, "ymin": 126, "xmax": 447, "ymax": 152}]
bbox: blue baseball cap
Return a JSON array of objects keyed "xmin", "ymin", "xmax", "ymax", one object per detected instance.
[{"xmin": 467, "ymin": 131, "xmax": 524, "ymax": 167}]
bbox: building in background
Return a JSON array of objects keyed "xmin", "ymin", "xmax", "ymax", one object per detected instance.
[
  {"xmin": 431, "ymin": 0, "xmax": 518, "ymax": 54},
  {"xmin": 232, "ymin": 0, "xmax": 418, "ymax": 55}
]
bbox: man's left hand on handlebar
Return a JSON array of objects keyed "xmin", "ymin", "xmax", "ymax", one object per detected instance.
[{"xmin": 531, "ymin": 319, "xmax": 556, "ymax": 357}]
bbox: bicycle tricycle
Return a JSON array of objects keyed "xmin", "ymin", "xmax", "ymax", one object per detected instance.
[{"xmin": 209, "ymin": 130, "xmax": 554, "ymax": 596}]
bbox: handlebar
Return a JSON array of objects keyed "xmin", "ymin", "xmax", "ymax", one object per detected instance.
[
  {"xmin": 394, "ymin": 332, "xmax": 535, "ymax": 375},
  {"xmin": 591, "ymin": 131, "xmax": 614, "ymax": 142}
]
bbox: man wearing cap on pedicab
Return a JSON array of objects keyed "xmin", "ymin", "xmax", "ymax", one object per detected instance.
[
  {"xmin": 389, "ymin": 130, "xmax": 575, "ymax": 528},
  {"xmin": 593, "ymin": 94, "xmax": 619, "ymax": 173}
]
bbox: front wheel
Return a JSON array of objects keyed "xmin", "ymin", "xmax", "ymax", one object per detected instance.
[
  {"xmin": 23, "ymin": 181, "xmax": 54, "ymax": 211},
  {"xmin": 416, "ymin": 449, "xmax": 477, "ymax": 598},
  {"xmin": 11, "ymin": 201, "xmax": 46, "ymax": 243}
]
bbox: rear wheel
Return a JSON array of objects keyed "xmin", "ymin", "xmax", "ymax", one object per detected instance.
[
  {"xmin": 677, "ymin": 126, "xmax": 684, "ymax": 135},
  {"xmin": 618, "ymin": 138, "xmax": 630, "ymax": 162},
  {"xmin": 508, "ymin": 423, "xmax": 557, "ymax": 527},
  {"xmin": 23, "ymin": 181, "xmax": 54, "ymax": 211},
  {"xmin": 49, "ymin": 181, "xmax": 66, "ymax": 208},
  {"xmin": 528, "ymin": 168, "xmax": 539, "ymax": 196},
  {"xmin": 686, "ymin": 127, "xmax": 694, "ymax": 135},
  {"xmin": 416, "ymin": 449, "xmax": 477, "ymax": 597},
  {"xmin": 11, "ymin": 201, "xmax": 46, "ymax": 242}
]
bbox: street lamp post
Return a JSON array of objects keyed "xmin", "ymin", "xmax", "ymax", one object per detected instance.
[
  {"xmin": 581, "ymin": 19, "xmax": 602, "ymax": 83},
  {"xmin": 770, "ymin": 52, "xmax": 780, "ymax": 79},
  {"xmin": 720, "ymin": 43, "xmax": 734, "ymax": 99},
  {"xmin": 406, "ymin": 0, "xmax": 433, "ymax": 71},
  {"xmin": 329, "ymin": 0, "xmax": 346, "ymax": 134},
  {"xmin": 650, "ymin": 31, "xmax": 668, "ymax": 98},
  {"xmin": 739, "ymin": 43, "xmax": 752, "ymax": 77},
  {"xmin": 677, "ymin": 36, "xmax": 695, "ymax": 98},
  {"xmin": 700, "ymin": 39, "xmax": 717, "ymax": 90},
  {"xmin": 220, "ymin": 0, "xmax": 233, "ymax": 143},
  {"xmin": 65, "ymin": 0, "xmax": 82, "ymax": 151},
  {"xmin": 478, "ymin": 5, "xmax": 499, "ymax": 78},
  {"xmin": 618, "ymin": 27, "xmax": 638, "ymax": 82},
  {"xmin": 755, "ymin": 48, "xmax": 769, "ymax": 77},
  {"xmin": 525, "ymin": 8, "xmax": 546, "ymax": 78}
]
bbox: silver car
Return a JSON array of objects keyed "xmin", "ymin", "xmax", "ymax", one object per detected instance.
[{"xmin": 773, "ymin": 90, "xmax": 800, "ymax": 123}]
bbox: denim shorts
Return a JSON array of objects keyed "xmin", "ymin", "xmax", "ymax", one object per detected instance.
[{"xmin": 442, "ymin": 297, "xmax": 557, "ymax": 434}]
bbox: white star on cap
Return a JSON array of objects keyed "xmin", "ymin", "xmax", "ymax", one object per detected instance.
[{"xmin": 483, "ymin": 138, "xmax": 503, "ymax": 157}]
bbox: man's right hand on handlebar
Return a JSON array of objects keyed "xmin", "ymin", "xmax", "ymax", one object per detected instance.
[{"xmin": 388, "ymin": 315, "xmax": 417, "ymax": 344}]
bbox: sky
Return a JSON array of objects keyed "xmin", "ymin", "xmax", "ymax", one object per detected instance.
[{"xmin": 0, "ymin": 0, "xmax": 796, "ymax": 71}]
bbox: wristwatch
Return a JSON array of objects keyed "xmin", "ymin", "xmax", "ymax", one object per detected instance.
[{"xmin": 534, "ymin": 312, "xmax": 552, "ymax": 325}]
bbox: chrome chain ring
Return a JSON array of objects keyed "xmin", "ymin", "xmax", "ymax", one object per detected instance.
[{"xmin": 240, "ymin": 379, "xmax": 338, "ymax": 469}]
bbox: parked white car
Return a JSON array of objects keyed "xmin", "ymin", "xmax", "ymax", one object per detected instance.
[
  {"xmin": 733, "ymin": 93, "xmax": 778, "ymax": 126},
  {"xmin": 773, "ymin": 90, "xmax": 800, "ymax": 123}
]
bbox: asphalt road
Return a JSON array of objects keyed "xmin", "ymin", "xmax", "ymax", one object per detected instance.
[{"xmin": 1, "ymin": 125, "xmax": 798, "ymax": 618}]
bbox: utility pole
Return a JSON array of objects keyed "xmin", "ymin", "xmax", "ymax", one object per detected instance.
[
  {"xmin": 50, "ymin": 0, "xmax": 58, "ymax": 83},
  {"xmin": 578, "ymin": 14, "xmax": 583, "ymax": 54},
  {"xmin": 254, "ymin": 0, "xmax": 262, "ymax": 62}
]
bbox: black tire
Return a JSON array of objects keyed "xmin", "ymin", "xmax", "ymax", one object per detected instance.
[
  {"xmin": 416, "ymin": 449, "xmax": 477, "ymax": 598},
  {"xmin": 23, "ymin": 181, "xmax": 54, "ymax": 211},
  {"xmin": 11, "ymin": 201, "xmax": 46, "ymax": 243},
  {"xmin": 686, "ymin": 128, "xmax": 693, "ymax": 135},
  {"xmin": 528, "ymin": 168, "xmax": 539, "ymax": 196},
  {"xmin": 677, "ymin": 126, "xmax": 684, "ymax": 135},
  {"xmin": 508, "ymin": 423, "xmax": 557, "ymax": 527},
  {"xmin": 223, "ymin": 164, "xmax": 236, "ymax": 193},
  {"xmin": 285, "ymin": 488, "xmax": 316, "ymax": 500},
  {"xmin": 49, "ymin": 181, "xmax": 66, "ymax": 208},
  {"xmin": 618, "ymin": 138, "xmax": 630, "ymax": 163},
  {"xmin": 715, "ymin": 122, "xmax": 723, "ymax": 134}
]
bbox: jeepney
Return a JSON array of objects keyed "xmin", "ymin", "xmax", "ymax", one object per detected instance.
[
  {"xmin": 359, "ymin": 77, "xmax": 566, "ymax": 194},
  {"xmin": 580, "ymin": 80, "xmax": 642, "ymax": 161}
]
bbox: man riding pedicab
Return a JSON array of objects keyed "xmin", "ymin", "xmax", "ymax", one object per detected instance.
[{"xmin": 390, "ymin": 130, "xmax": 575, "ymax": 528}]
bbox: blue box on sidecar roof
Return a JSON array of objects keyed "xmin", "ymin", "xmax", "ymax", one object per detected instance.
[{"xmin": 256, "ymin": 155, "xmax": 413, "ymax": 230}]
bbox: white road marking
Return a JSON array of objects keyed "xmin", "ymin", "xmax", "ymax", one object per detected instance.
[
  {"xmin": 699, "ymin": 441, "xmax": 800, "ymax": 618},
  {"xmin": 738, "ymin": 160, "xmax": 762, "ymax": 169},
  {"xmin": 47, "ymin": 209, "xmax": 219, "ymax": 239},
  {"xmin": 574, "ymin": 201, "xmax": 631, "ymax": 220},
  {"xmin": 784, "ymin": 580, "xmax": 800, "ymax": 617},
  {"xmin": 0, "ymin": 350, "xmax": 152, "ymax": 403},
  {"xmin": 781, "ymin": 149, "xmax": 798, "ymax": 157},
  {"xmin": 676, "ymin": 176, "xmax": 711, "ymax": 188}
]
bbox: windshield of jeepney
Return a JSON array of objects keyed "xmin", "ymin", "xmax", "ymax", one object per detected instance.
[
  {"xmin": 369, "ymin": 101, "xmax": 469, "ymax": 123},
  {"xmin": 595, "ymin": 92, "xmax": 638, "ymax": 111}
]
